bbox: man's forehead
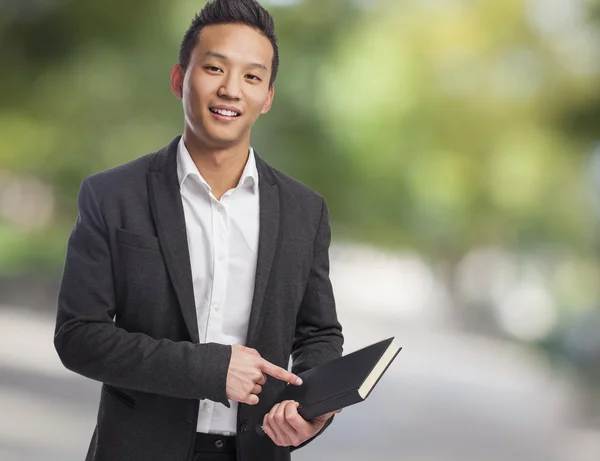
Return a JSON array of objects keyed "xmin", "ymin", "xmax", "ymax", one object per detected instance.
[{"xmin": 194, "ymin": 23, "xmax": 273, "ymax": 66}]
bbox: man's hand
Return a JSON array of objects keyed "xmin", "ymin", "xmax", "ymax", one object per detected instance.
[
  {"xmin": 226, "ymin": 345, "xmax": 303, "ymax": 405},
  {"xmin": 262, "ymin": 400, "xmax": 341, "ymax": 447}
]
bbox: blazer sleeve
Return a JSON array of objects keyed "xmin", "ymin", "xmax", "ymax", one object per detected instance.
[
  {"xmin": 54, "ymin": 178, "xmax": 232, "ymax": 405},
  {"xmin": 290, "ymin": 197, "xmax": 344, "ymax": 451}
]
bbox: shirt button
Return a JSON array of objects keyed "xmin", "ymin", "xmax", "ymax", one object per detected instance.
[
  {"xmin": 214, "ymin": 305, "xmax": 220, "ymax": 312},
  {"xmin": 202, "ymin": 402, "xmax": 208, "ymax": 411}
]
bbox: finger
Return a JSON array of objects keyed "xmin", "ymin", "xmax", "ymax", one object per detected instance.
[
  {"xmin": 268, "ymin": 403, "xmax": 291, "ymax": 446},
  {"xmin": 245, "ymin": 393, "xmax": 259, "ymax": 405},
  {"xmin": 262, "ymin": 415, "xmax": 280, "ymax": 445},
  {"xmin": 257, "ymin": 373, "xmax": 267, "ymax": 386},
  {"xmin": 277, "ymin": 401, "xmax": 300, "ymax": 431},
  {"xmin": 261, "ymin": 360, "xmax": 303, "ymax": 386},
  {"xmin": 273, "ymin": 401, "xmax": 297, "ymax": 445},
  {"xmin": 252, "ymin": 383, "xmax": 263, "ymax": 395},
  {"xmin": 285, "ymin": 401, "xmax": 311, "ymax": 435},
  {"xmin": 265, "ymin": 404, "xmax": 285, "ymax": 445}
]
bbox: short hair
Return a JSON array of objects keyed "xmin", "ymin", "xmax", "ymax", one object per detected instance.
[{"xmin": 178, "ymin": 0, "xmax": 280, "ymax": 87}]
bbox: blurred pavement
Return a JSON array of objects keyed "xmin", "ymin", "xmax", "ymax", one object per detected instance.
[{"xmin": 1, "ymin": 304, "xmax": 599, "ymax": 461}]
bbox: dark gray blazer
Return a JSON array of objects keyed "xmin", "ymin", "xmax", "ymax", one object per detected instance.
[{"xmin": 54, "ymin": 135, "xmax": 344, "ymax": 461}]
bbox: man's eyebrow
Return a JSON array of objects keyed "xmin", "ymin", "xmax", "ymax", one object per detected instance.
[{"xmin": 203, "ymin": 51, "xmax": 268, "ymax": 71}]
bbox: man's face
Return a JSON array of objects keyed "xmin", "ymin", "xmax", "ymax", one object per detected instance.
[{"xmin": 172, "ymin": 23, "xmax": 275, "ymax": 149}]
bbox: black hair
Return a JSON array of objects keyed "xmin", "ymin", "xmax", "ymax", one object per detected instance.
[{"xmin": 178, "ymin": 0, "xmax": 279, "ymax": 87}]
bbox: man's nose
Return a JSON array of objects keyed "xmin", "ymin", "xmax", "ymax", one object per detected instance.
[{"xmin": 218, "ymin": 76, "xmax": 242, "ymax": 100}]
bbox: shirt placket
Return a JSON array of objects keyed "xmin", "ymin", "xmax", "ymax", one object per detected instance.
[{"xmin": 203, "ymin": 198, "xmax": 229, "ymax": 426}]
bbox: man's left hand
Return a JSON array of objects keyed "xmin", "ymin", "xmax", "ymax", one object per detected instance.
[{"xmin": 262, "ymin": 400, "xmax": 341, "ymax": 447}]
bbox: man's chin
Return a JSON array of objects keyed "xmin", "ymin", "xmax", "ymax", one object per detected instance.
[
  {"xmin": 187, "ymin": 122, "xmax": 249, "ymax": 150},
  {"xmin": 202, "ymin": 135, "xmax": 247, "ymax": 150},
  {"xmin": 204, "ymin": 128, "xmax": 249, "ymax": 148}
]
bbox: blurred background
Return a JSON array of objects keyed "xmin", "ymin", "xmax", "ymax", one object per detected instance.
[{"xmin": 1, "ymin": 0, "xmax": 600, "ymax": 459}]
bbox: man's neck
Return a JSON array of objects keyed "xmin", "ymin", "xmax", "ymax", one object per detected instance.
[{"xmin": 183, "ymin": 133, "xmax": 250, "ymax": 200}]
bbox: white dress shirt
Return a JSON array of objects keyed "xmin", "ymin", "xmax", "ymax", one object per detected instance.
[{"xmin": 176, "ymin": 137, "xmax": 260, "ymax": 435}]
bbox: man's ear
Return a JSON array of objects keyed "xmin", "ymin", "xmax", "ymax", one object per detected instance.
[
  {"xmin": 170, "ymin": 64, "xmax": 184, "ymax": 100},
  {"xmin": 261, "ymin": 85, "xmax": 275, "ymax": 114}
]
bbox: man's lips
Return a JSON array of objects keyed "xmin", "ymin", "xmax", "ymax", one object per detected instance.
[
  {"xmin": 209, "ymin": 109, "xmax": 241, "ymax": 122},
  {"xmin": 209, "ymin": 105, "xmax": 242, "ymax": 117}
]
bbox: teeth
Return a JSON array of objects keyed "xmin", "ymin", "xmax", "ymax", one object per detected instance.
[{"xmin": 211, "ymin": 108, "xmax": 239, "ymax": 117}]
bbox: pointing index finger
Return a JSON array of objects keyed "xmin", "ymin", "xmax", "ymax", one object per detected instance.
[{"xmin": 261, "ymin": 359, "xmax": 303, "ymax": 386}]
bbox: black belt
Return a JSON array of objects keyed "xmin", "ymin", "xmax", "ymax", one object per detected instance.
[{"xmin": 194, "ymin": 432, "xmax": 236, "ymax": 454}]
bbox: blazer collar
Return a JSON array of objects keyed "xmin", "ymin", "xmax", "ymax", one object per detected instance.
[{"xmin": 150, "ymin": 135, "xmax": 275, "ymax": 185}]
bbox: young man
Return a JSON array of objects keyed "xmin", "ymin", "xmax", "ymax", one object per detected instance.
[{"xmin": 53, "ymin": 0, "xmax": 344, "ymax": 460}]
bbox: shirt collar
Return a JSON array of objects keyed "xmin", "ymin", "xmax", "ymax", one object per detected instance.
[{"xmin": 176, "ymin": 136, "xmax": 258, "ymax": 194}]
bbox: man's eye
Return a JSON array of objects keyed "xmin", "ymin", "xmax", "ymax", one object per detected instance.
[
  {"xmin": 245, "ymin": 74, "xmax": 259, "ymax": 81},
  {"xmin": 205, "ymin": 66, "xmax": 222, "ymax": 72}
]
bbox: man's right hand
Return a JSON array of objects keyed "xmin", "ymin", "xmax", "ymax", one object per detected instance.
[{"xmin": 226, "ymin": 345, "xmax": 303, "ymax": 405}]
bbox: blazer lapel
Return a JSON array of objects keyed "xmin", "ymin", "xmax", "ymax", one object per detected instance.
[
  {"xmin": 147, "ymin": 136, "xmax": 199, "ymax": 344},
  {"xmin": 245, "ymin": 154, "xmax": 280, "ymax": 348}
]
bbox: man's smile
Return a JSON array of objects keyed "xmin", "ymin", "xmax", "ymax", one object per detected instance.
[{"xmin": 209, "ymin": 105, "xmax": 242, "ymax": 120}]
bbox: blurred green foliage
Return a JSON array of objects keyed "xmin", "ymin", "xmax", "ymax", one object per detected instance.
[{"xmin": 0, "ymin": 0, "xmax": 599, "ymax": 279}]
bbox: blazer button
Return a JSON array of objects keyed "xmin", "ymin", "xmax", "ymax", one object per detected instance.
[{"xmin": 239, "ymin": 421, "xmax": 247, "ymax": 433}]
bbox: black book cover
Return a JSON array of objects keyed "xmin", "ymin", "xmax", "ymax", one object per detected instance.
[{"xmin": 275, "ymin": 337, "xmax": 401, "ymax": 421}]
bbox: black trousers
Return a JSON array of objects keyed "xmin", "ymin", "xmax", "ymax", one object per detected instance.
[{"xmin": 193, "ymin": 432, "xmax": 237, "ymax": 461}]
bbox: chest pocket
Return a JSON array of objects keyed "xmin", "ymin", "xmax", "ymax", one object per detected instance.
[{"xmin": 116, "ymin": 227, "xmax": 160, "ymax": 252}]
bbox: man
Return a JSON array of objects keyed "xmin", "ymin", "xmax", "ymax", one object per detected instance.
[{"xmin": 53, "ymin": 0, "xmax": 344, "ymax": 460}]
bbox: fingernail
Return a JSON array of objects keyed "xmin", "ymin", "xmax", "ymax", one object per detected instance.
[{"xmin": 296, "ymin": 377, "xmax": 303, "ymax": 385}]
